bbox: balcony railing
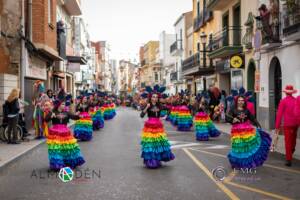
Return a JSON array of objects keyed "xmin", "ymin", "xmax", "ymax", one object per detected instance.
[
  {"xmin": 194, "ymin": 14, "xmax": 203, "ymax": 32},
  {"xmin": 282, "ymin": 6, "xmax": 300, "ymax": 40},
  {"xmin": 170, "ymin": 72, "xmax": 178, "ymax": 82},
  {"xmin": 170, "ymin": 41, "xmax": 178, "ymax": 54},
  {"xmin": 203, "ymin": 9, "xmax": 213, "ymax": 23},
  {"xmin": 209, "ymin": 26, "xmax": 242, "ymax": 51},
  {"xmin": 182, "ymin": 53, "xmax": 200, "ymax": 72}
]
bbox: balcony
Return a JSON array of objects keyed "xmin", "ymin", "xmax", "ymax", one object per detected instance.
[
  {"xmin": 170, "ymin": 40, "xmax": 183, "ymax": 56},
  {"xmin": 64, "ymin": 0, "xmax": 82, "ymax": 16},
  {"xmin": 282, "ymin": 6, "xmax": 300, "ymax": 41},
  {"xmin": 182, "ymin": 53, "xmax": 200, "ymax": 76},
  {"xmin": 170, "ymin": 72, "xmax": 178, "ymax": 82},
  {"xmin": 207, "ymin": 0, "xmax": 232, "ymax": 10},
  {"xmin": 194, "ymin": 14, "xmax": 203, "ymax": 32},
  {"xmin": 208, "ymin": 26, "xmax": 243, "ymax": 59}
]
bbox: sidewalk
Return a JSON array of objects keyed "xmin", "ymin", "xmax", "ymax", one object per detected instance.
[
  {"xmin": 0, "ymin": 132, "xmax": 45, "ymax": 173},
  {"xmin": 0, "ymin": 121, "xmax": 75, "ymax": 172},
  {"xmin": 215, "ymin": 123, "xmax": 300, "ymax": 160}
]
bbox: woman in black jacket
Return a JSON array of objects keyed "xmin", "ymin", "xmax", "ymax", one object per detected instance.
[{"xmin": 4, "ymin": 89, "xmax": 20, "ymax": 144}]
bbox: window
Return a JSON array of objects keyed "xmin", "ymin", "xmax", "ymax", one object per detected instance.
[
  {"xmin": 48, "ymin": 0, "xmax": 53, "ymax": 24},
  {"xmin": 197, "ymin": 0, "xmax": 200, "ymax": 17},
  {"xmin": 197, "ymin": 42, "xmax": 200, "ymax": 52}
]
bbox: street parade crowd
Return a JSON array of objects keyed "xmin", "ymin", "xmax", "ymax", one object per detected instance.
[{"xmin": 2, "ymin": 80, "xmax": 300, "ymax": 171}]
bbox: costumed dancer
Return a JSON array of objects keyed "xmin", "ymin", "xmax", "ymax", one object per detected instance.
[
  {"xmin": 45, "ymin": 99, "xmax": 85, "ymax": 171},
  {"xmin": 194, "ymin": 93, "xmax": 221, "ymax": 141},
  {"xmin": 88, "ymin": 93, "xmax": 101, "ymax": 131},
  {"xmin": 140, "ymin": 85, "xmax": 175, "ymax": 169},
  {"xmin": 32, "ymin": 80, "xmax": 49, "ymax": 139},
  {"xmin": 103, "ymin": 98, "xmax": 115, "ymax": 120},
  {"xmin": 226, "ymin": 95, "xmax": 271, "ymax": 169},
  {"xmin": 275, "ymin": 85, "xmax": 298, "ymax": 167},
  {"xmin": 73, "ymin": 95, "xmax": 93, "ymax": 141},
  {"xmin": 177, "ymin": 105, "xmax": 193, "ymax": 131}
]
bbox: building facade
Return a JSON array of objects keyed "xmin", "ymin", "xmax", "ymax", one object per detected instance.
[
  {"xmin": 139, "ymin": 41, "xmax": 159, "ymax": 87},
  {"xmin": 159, "ymin": 31, "xmax": 176, "ymax": 94},
  {"xmin": 170, "ymin": 12, "xmax": 193, "ymax": 94}
]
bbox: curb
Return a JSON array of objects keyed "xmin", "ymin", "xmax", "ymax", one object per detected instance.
[{"xmin": 0, "ymin": 122, "xmax": 75, "ymax": 174}]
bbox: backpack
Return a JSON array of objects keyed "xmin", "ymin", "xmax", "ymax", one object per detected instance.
[{"xmin": 2, "ymin": 102, "xmax": 9, "ymax": 118}]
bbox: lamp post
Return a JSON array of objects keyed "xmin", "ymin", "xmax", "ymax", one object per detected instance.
[{"xmin": 200, "ymin": 32, "xmax": 207, "ymax": 91}]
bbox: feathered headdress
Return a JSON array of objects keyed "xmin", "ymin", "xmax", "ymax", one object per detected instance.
[
  {"xmin": 196, "ymin": 91, "xmax": 209, "ymax": 102},
  {"xmin": 140, "ymin": 84, "xmax": 166, "ymax": 99},
  {"xmin": 53, "ymin": 88, "xmax": 66, "ymax": 109}
]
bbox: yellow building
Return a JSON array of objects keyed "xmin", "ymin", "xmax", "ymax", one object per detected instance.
[
  {"xmin": 140, "ymin": 41, "xmax": 160, "ymax": 87},
  {"xmin": 182, "ymin": 0, "xmax": 221, "ymax": 94},
  {"xmin": 206, "ymin": 0, "xmax": 259, "ymax": 94}
]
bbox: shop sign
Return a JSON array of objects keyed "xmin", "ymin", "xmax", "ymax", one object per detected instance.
[
  {"xmin": 230, "ymin": 55, "xmax": 244, "ymax": 69},
  {"xmin": 26, "ymin": 57, "xmax": 47, "ymax": 80}
]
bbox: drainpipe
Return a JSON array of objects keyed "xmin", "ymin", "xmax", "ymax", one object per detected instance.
[{"xmin": 20, "ymin": 0, "xmax": 27, "ymax": 99}]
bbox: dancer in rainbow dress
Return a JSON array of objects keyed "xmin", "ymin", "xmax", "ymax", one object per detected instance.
[
  {"xmin": 45, "ymin": 99, "xmax": 85, "ymax": 171},
  {"xmin": 140, "ymin": 85, "xmax": 175, "ymax": 169},
  {"xmin": 226, "ymin": 95, "xmax": 271, "ymax": 169},
  {"xmin": 89, "ymin": 93, "xmax": 102, "ymax": 131},
  {"xmin": 74, "ymin": 95, "xmax": 93, "ymax": 141},
  {"xmin": 177, "ymin": 100, "xmax": 193, "ymax": 131},
  {"xmin": 194, "ymin": 94, "xmax": 220, "ymax": 141}
]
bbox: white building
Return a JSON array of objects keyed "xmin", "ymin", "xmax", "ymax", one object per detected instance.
[
  {"xmin": 170, "ymin": 11, "xmax": 193, "ymax": 94},
  {"xmin": 159, "ymin": 31, "xmax": 176, "ymax": 94},
  {"xmin": 257, "ymin": 0, "xmax": 300, "ymax": 129},
  {"xmin": 73, "ymin": 17, "xmax": 94, "ymax": 92}
]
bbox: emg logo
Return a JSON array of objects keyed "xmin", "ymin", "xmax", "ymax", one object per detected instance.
[{"xmin": 212, "ymin": 166, "xmax": 228, "ymax": 181}]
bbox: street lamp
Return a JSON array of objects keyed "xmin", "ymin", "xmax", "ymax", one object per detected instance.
[{"xmin": 200, "ymin": 32, "xmax": 207, "ymax": 91}]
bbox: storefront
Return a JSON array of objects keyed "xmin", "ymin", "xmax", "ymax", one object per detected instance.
[{"xmin": 24, "ymin": 56, "xmax": 48, "ymax": 129}]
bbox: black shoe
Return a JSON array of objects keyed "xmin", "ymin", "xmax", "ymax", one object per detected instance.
[
  {"xmin": 285, "ymin": 160, "xmax": 292, "ymax": 167},
  {"xmin": 7, "ymin": 141, "xmax": 11, "ymax": 144},
  {"xmin": 11, "ymin": 141, "xmax": 21, "ymax": 144}
]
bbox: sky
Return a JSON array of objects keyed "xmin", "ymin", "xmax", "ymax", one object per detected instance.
[{"xmin": 82, "ymin": 0, "xmax": 192, "ymax": 62}]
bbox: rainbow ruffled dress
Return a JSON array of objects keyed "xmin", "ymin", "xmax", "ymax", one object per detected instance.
[
  {"xmin": 160, "ymin": 109, "xmax": 168, "ymax": 117},
  {"xmin": 177, "ymin": 106, "xmax": 193, "ymax": 131},
  {"xmin": 90, "ymin": 107, "xmax": 104, "ymax": 130},
  {"xmin": 194, "ymin": 112, "xmax": 221, "ymax": 141},
  {"xmin": 141, "ymin": 118, "xmax": 175, "ymax": 169},
  {"xmin": 47, "ymin": 124, "xmax": 85, "ymax": 170},
  {"xmin": 103, "ymin": 104, "xmax": 115, "ymax": 120},
  {"xmin": 73, "ymin": 112, "xmax": 93, "ymax": 141},
  {"xmin": 169, "ymin": 106, "xmax": 179, "ymax": 126},
  {"xmin": 228, "ymin": 122, "xmax": 271, "ymax": 169}
]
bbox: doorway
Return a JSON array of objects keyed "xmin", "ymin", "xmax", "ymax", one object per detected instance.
[{"xmin": 269, "ymin": 57, "xmax": 282, "ymax": 129}]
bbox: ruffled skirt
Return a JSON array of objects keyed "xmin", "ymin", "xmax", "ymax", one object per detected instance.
[
  {"xmin": 47, "ymin": 124, "xmax": 85, "ymax": 170},
  {"xmin": 228, "ymin": 122, "xmax": 272, "ymax": 169},
  {"xmin": 91, "ymin": 108, "xmax": 105, "ymax": 130},
  {"xmin": 73, "ymin": 112, "xmax": 93, "ymax": 141},
  {"xmin": 194, "ymin": 112, "xmax": 221, "ymax": 141},
  {"xmin": 177, "ymin": 106, "xmax": 193, "ymax": 131},
  {"xmin": 141, "ymin": 118, "xmax": 175, "ymax": 169}
]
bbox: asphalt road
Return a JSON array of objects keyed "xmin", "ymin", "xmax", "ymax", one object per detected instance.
[{"xmin": 0, "ymin": 107, "xmax": 299, "ymax": 200}]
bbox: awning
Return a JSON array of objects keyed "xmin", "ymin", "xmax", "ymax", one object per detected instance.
[
  {"xmin": 67, "ymin": 56, "xmax": 87, "ymax": 64},
  {"xmin": 52, "ymin": 72, "xmax": 65, "ymax": 79}
]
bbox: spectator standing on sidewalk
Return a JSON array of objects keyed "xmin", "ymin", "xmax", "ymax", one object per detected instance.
[
  {"xmin": 18, "ymin": 92, "xmax": 30, "ymax": 138},
  {"xmin": 4, "ymin": 89, "xmax": 20, "ymax": 144},
  {"xmin": 275, "ymin": 85, "xmax": 299, "ymax": 167}
]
